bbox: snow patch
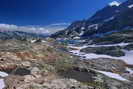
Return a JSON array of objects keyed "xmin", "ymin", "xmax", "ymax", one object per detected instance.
[
  {"xmin": 0, "ymin": 71, "xmax": 8, "ymax": 77},
  {"xmin": 41, "ymin": 40, "xmax": 47, "ymax": 43},
  {"xmin": 109, "ymin": 1, "xmax": 121, "ymax": 6},
  {"xmin": 79, "ymin": 31, "xmax": 84, "ymax": 36},
  {"xmin": 0, "ymin": 72, "xmax": 8, "ymax": 89},
  {"xmin": 81, "ymin": 27, "xmax": 85, "ymax": 30},
  {"xmin": 68, "ymin": 45, "xmax": 88, "ymax": 50},
  {"xmin": 69, "ymin": 44, "xmax": 133, "ymax": 65},
  {"xmin": 104, "ymin": 16, "xmax": 115, "ymax": 22},
  {"xmin": 73, "ymin": 37, "xmax": 80, "ymax": 39},
  {"xmin": 87, "ymin": 43, "xmax": 129, "ymax": 47},
  {"xmin": 81, "ymin": 53, "xmax": 115, "ymax": 59},
  {"xmin": 119, "ymin": 50, "xmax": 133, "ymax": 65},
  {"xmin": 97, "ymin": 70, "xmax": 128, "ymax": 81},
  {"xmin": 31, "ymin": 39, "xmax": 37, "ymax": 43},
  {"xmin": 128, "ymin": 4, "xmax": 133, "ymax": 8},
  {"xmin": 0, "ymin": 79, "xmax": 6, "ymax": 89},
  {"xmin": 88, "ymin": 24, "xmax": 98, "ymax": 30},
  {"xmin": 126, "ymin": 68, "xmax": 133, "ymax": 74}
]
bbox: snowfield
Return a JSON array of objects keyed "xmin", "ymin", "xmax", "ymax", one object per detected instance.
[
  {"xmin": 69, "ymin": 44, "xmax": 133, "ymax": 81},
  {"xmin": 69, "ymin": 44, "xmax": 133, "ymax": 65}
]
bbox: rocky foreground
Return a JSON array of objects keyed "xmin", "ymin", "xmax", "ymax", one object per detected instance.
[{"xmin": 0, "ymin": 38, "xmax": 131, "ymax": 89}]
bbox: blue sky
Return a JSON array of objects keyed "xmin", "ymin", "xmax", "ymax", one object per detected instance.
[{"xmin": 0, "ymin": 0, "xmax": 126, "ymax": 26}]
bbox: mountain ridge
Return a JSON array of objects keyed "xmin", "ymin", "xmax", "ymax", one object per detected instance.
[{"xmin": 51, "ymin": 0, "xmax": 133, "ymax": 40}]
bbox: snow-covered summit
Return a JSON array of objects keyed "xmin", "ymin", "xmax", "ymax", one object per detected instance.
[{"xmin": 109, "ymin": 1, "xmax": 121, "ymax": 6}]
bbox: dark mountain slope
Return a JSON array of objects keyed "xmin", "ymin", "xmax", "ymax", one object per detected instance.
[{"xmin": 51, "ymin": 0, "xmax": 133, "ymax": 39}]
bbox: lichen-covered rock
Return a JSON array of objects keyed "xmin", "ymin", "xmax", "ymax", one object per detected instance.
[
  {"xmin": 42, "ymin": 79, "xmax": 95, "ymax": 89},
  {"xmin": 77, "ymin": 58, "xmax": 126, "ymax": 73},
  {"xmin": 121, "ymin": 73, "xmax": 133, "ymax": 81}
]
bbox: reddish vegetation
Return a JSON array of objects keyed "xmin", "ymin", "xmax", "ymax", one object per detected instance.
[
  {"xmin": 15, "ymin": 52, "xmax": 34, "ymax": 60},
  {"xmin": 0, "ymin": 65, "xmax": 18, "ymax": 72},
  {"xmin": 14, "ymin": 49, "xmax": 68, "ymax": 62},
  {"xmin": 0, "ymin": 40, "xmax": 72, "ymax": 72}
]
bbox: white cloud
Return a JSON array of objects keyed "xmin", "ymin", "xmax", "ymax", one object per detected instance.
[
  {"xmin": 0, "ymin": 23, "xmax": 69, "ymax": 35},
  {"xmin": 47, "ymin": 23, "xmax": 70, "ymax": 26}
]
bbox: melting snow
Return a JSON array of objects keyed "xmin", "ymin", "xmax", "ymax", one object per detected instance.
[
  {"xmin": 97, "ymin": 70, "xmax": 128, "ymax": 81},
  {"xmin": 69, "ymin": 44, "xmax": 133, "ymax": 65},
  {"xmin": 0, "ymin": 79, "xmax": 6, "ymax": 89}
]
